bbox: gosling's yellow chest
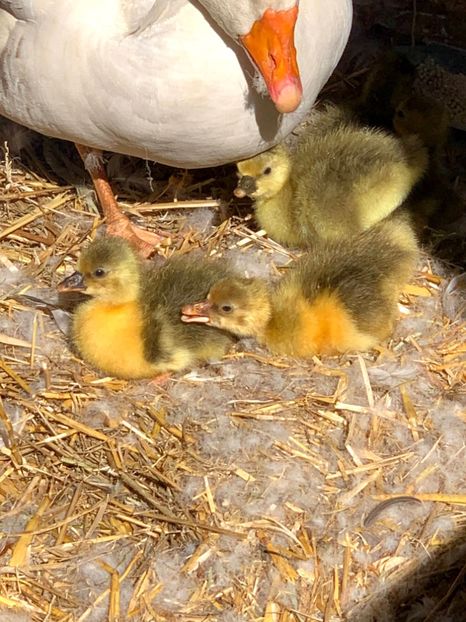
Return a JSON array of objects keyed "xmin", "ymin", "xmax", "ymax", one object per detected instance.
[
  {"xmin": 266, "ymin": 291, "xmax": 377, "ymax": 356},
  {"xmin": 294, "ymin": 294, "xmax": 377, "ymax": 354},
  {"xmin": 255, "ymin": 196, "xmax": 299, "ymax": 246},
  {"xmin": 72, "ymin": 300, "xmax": 158, "ymax": 379}
]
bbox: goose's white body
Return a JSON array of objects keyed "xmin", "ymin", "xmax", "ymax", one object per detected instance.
[{"xmin": 0, "ymin": 0, "xmax": 352, "ymax": 168}]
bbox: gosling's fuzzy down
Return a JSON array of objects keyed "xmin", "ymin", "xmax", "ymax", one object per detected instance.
[
  {"xmin": 182, "ymin": 214, "xmax": 419, "ymax": 357},
  {"xmin": 234, "ymin": 104, "xmax": 428, "ymax": 247},
  {"xmin": 393, "ymin": 94, "xmax": 464, "ymax": 230},
  {"xmin": 394, "ymin": 93, "xmax": 450, "ymax": 153},
  {"xmin": 349, "ymin": 52, "xmax": 417, "ymax": 130},
  {"xmin": 58, "ymin": 237, "xmax": 235, "ymax": 379}
]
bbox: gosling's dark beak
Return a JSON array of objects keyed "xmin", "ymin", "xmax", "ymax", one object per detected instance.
[
  {"xmin": 181, "ymin": 301, "xmax": 213, "ymax": 324},
  {"xmin": 57, "ymin": 271, "xmax": 86, "ymax": 292},
  {"xmin": 234, "ymin": 175, "xmax": 257, "ymax": 198}
]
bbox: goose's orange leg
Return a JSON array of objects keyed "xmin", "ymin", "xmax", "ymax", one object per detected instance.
[{"xmin": 76, "ymin": 144, "xmax": 166, "ymax": 258}]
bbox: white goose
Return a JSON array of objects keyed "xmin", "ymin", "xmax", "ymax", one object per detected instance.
[{"xmin": 0, "ymin": 0, "xmax": 352, "ymax": 253}]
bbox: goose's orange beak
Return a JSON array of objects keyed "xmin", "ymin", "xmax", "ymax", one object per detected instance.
[{"xmin": 241, "ymin": 6, "xmax": 302, "ymax": 113}]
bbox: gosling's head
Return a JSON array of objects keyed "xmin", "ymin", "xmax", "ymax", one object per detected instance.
[
  {"xmin": 181, "ymin": 277, "xmax": 271, "ymax": 338},
  {"xmin": 58, "ymin": 237, "xmax": 141, "ymax": 304},
  {"xmin": 234, "ymin": 145, "xmax": 291, "ymax": 201},
  {"xmin": 394, "ymin": 94, "xmax": 449, "ymax": 148}
]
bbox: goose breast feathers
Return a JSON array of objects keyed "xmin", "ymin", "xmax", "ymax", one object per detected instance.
[{"xmin": 0, "ymin": 0, "xmax": 352, "ymax": 167}]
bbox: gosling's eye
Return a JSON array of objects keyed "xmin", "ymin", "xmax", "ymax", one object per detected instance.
[
  {"xmin": 220, "ymin": 304, "xmax": 233, "ymax": 314},
  {"xmin": 93, "ymin": 268, "xmax": 106, "ymax": 278},
  {"xmin": 263, "ymin": 167, "xmax": 272, "ymax": 175},
  {"xmin": 396, "ymin": 109, "xmax": 405, "ymax": 119}
]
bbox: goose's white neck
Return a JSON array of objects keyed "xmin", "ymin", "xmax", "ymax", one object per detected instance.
[{"xmin": 197, "ymin": 0, "xmax": 297, "ymax": 37}]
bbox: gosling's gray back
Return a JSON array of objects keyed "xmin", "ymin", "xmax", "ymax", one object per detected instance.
[
  {"xmin": 279, "ymin": 213, "xmax": 418, "ymax": 332},
  {"xmin": 140, "ymin": 255, "xmax": 235, "ymax": 362}
]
